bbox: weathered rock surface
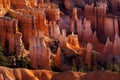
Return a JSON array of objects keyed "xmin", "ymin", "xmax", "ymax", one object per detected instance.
[
  {"xmin": 0, "ymin": 0, "xmax": 10, "ymax": 9},
  {"xmin": 0, "ymin": 16, "xmax": 26, "ymax": 55},
  {"xmin": 29, "ymin": 30, "xmax": 51, "ymax": 69},
  {"xmin": 0, "ymin": 66, "xmax": 120, "ymax": 80},
  {"xmin": 1, "ymin": 0, "xmax": 120, "ymax": 76},
  {"xmin": 10, "ymin": 0, "xmax": 27, "ymax": 9}
]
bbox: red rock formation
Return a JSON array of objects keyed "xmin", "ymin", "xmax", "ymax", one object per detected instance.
[
  {"xmin": 112, "ymin": 33, "xmax": 120, "ymax": 55},
  {"xmin": 0, "ymin": 66, "xmax": 120, "ymax": 80},
  {"xmin": 59, "ymin": 29, "xmax": 67, "ymax": 48},
  {"xmin": 84, "ymin": 3, "xmax": 107, "ymax": 31},
  {"xmin": 0, "ymin": 17, "xmax": 25, "ymax": 55},
  {"xmin": 49, "ymin": 21, "xmax": 61, "ymax": 40},
  {"xmin": 46, "ymin": 6, "xmax": 60, "ymax": 21},
  {"xmin": 0, "ymin": 17, "xmax": 7, "ymax": 49},
  {"xmin": 1, "ymin": 0, "xmax": 120, "ymax": 78},
  {"xmin": 90, "ymin": 31, "xmax": 104, "ymax": 52},
  {"xmin": 59, "ymin": 15, "xmax": 71, "ymax": 33},
  {"xmin": 67, "ymin": 32, "xmax": 80, "ymax": 49},
  {"xmin": 29, "ymin": 30, "xmax": 51, "ymax": 69},
  {"xmin": 13, "ymin": 11, "xmax": 36, "ymax": 49},
  {"xmin": 10, "ymin": 0, "xmax": 27, "ymax": 9},
  {"xmin": 16, "ymin": 5, "xmax": 60, "ymax": 38},
  {"xmin": 96, "ymin": 2, "xmax": 107, "ymax": 16},
  {"xmin": 0, "ymin": 0, "xmax": 10, "ymax": 8},
  {"xmin": 85, "ymin": 43, "xmax": 92, "ymax": 66},
  {"xmin": 104, "ymin": 17, "xmax": 119, "ymax": 41},
  {"xmin": 103, "ymin": 37, "xmax": 112, "ymax": 55},
  {"xmin": 36, "ymin": 10, "xmax": 49, "ymax": 36},
  {"xmin": 96, "ymin": 3, "xmax": 106, "ymax": 38},
  {"xmin": 70, "ymin": 8, "xmax": 80, "ymax": 33},
  {"xmin": 55, "ymin": 46, "xmax": 64, "ymax": 69},
  {"xmin": 76, "ymin": 18, "xmax": 83, "ymax": 39},
  {"xmin": 16, "ymin": 9, "xmax": 50, "ymax": 37},
  {"xmin": 82, "ymin": 71, "xmax": 120, "ymax": 80},
  {"xmin": 84, "ymin": 5, "xmax": 96, "ymax": 30},
  {"xmin": 63, "ymin": 0, "xmax": 74, "ymax": 12},
  {"xmin": 110, "ymin": 0, "xmax": 120, "ymax": 15},
  {"xmin": 74, "ymin": 0, "xmax": 85, "ymax": 8},
  {"xmin": 82, "ymin": 20, "xmax": 92, "ymax": 44}
]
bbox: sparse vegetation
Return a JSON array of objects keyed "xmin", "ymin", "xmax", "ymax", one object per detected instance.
[
  {"xmin": 49, "ymin": 40, "xmax": 59, "ymax": 54},
  {"xmin": 0, "ymin": 44, "xmax": 7, "ymax": 66},
  {"xmin": 51, "ymin": 60, "xmax": 61, "ymax": 72},
  {"xmin": 16, "ymin": 56, "xmax": 30, "ymax": 68}
]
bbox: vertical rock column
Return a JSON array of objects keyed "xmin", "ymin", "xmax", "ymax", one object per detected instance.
[
  {"xmin": 29, "ymin": 31, "xmax": 51, "ymax": 69},
  {"xmin": 5, "ymin": 18, "xmax": 17, "ymax": 53},
  {"xmin": 15, "ymin": 13, "xmax": 36, "ymax": 49},
  {"xmin": 84, "ymin": 5, "xmax": 96, "ymax": 31},
  {"xmin": 0, "ymin": 16, "xmax": 25, "ymax": 56},
  {"xmin": 85, "ymin": 43, "xmax": 93, "ymax": 66},
  {"xmin": 0, "ymin": 17, "xmax": 6, "ymax": 49},
  {"xmin": 82, "ymin": 20, "xmax": 92, "ymax": 44},
  {"xmin": 46, "ymin": 6, "xmax": 61, "ymax": 38},
  {"xmin": 59, "ymin": 29, "xmax": 67, "ymax": 48},
  {"xmin": 49, "ymin": 21, "xmax": 61, "ymax": 40},
  {"xmin": 37, "ymin": 11, "xmax": 49, "ymax": 36}
]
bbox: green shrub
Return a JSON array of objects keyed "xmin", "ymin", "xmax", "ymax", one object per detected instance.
[{"xmin": 17, "ymin": 56, "xmax": 30, "ymax": 68}]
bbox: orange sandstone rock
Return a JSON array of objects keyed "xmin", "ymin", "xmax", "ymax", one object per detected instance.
[
  {"xmin": 29, "ymin": 31, "xmax": 51, "ymax": 69},
  {"xmin": 0, "ymin": 66, "xmax": 120, "ymax": 80}
]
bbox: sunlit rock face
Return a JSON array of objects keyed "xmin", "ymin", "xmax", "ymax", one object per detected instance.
[
  {"xmin": 15, "ymin": 8, "xmax": 49, "ymax": 37},
  {"xmin": 67, "ymin": 32, "xmax": 79, "ymax": 47},
  {"xmin": 0, "ymin": 0, "xmax": 10, "ymax": 9},
  {"xmin": 14, "ymin": 2, "xmax": 61, "ymax": 41},
  {"xmin": 0, "ymin": 66, "xmax": 120, "ymax": 80}
]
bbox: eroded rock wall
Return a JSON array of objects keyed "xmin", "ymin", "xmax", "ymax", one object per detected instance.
[{"xmin": 0, "ymin": 17, "xmax": 23, "ymax": 55}]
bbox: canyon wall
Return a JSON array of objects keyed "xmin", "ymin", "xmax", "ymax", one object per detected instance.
[{"xmin": 0, "ymin": 17, "xmax": 25, "ymax": 55}]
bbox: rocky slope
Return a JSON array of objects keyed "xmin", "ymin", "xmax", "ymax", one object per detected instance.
[{"xmin": 0, "ymin": 66, "xmax": 120, "ymax": 80}]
